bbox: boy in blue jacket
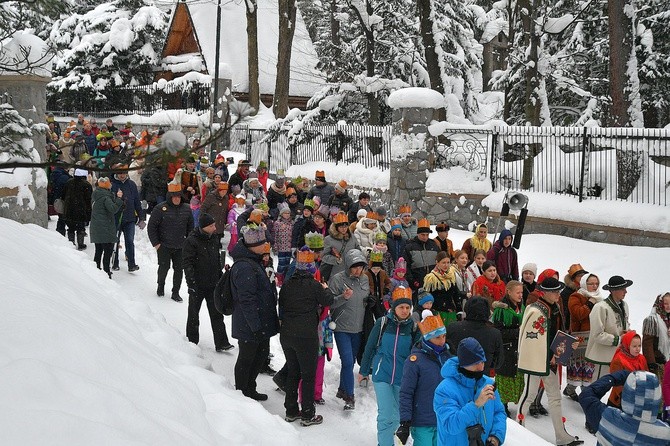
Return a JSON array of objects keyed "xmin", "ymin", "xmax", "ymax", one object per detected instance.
[
  {"xmin": 433, "ymin": 337, "xmax": 507, "ymax": 446},
  {"xmin": 396, "ymin": 311, "xmax": 452, "ymax": 445}
]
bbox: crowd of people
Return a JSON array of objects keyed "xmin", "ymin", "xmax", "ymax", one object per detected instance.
[{"xmin": 45, "ymin": 115, "xmax": 670, "ymax": 446}]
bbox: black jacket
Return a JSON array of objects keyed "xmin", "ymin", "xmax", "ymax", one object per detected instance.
[
  {"xmin": 182, "ymin": 228, "xmax": 222, "ymax": 290},
  {"xmin": 230, "ymin": 242, "xmax": 279, "ymax": 341},
  {"xmin": 328, "ymin": 191, "xmax": 353, "ymax": 214},
  {"xmin": 140, "ymin": 165, "xmax": 167, "ymax": 204},
  {"xmin": 347, "ymin": 201, "xmax": 373, "ymax": 223},
  {"xmin": 445, "ymin": 297, "xmax": 504, "ymax": 375},
  {"xmin": 403, "ymin": 237, "xmax": 440, "ymax": 290},
  {"xmin": 279, "ymin": 269, "xmax": 334, "ymax": 338},
  {"xmin": 63, "ymin": 176, "xmax": 92, "ymax": 222},
  {"xmin": 147, "ymin": 198, "xmax": 194, "ymax": 249}
]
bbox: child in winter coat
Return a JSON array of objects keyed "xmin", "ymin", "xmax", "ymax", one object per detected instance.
[
  {"xmin": 521, "ymin": 262, "xmax": 537, "ymax": 306},
  {"xmin": 273, "ymin": 203, "xmax": 294, "ymax": 287},
  {"xmin": 464, "ymin": 249, "xmax": 486, "ymax": 291},
  {"xmin": 411, "ymin": 290, "xmax": 437, "ymax": 323},
  {"xmin": 609, "ymin": 330, "xmax": 649, "ymax": 408},
  {"xmin": 387, "ymin": 218, "xmax": 407, "ymax": 263},
  {"xmin": 387, "ymin": 257, "xmax": 410, "ymax": 309},
  {"xmin": 227, "ymin": 194, "xmax": 248, "ymax": 251},
  {"xmin": 471, "ymin": 260, "xmax": 507, "ymax": 311},
  {"xmin": 396, "ymin": 312, "xmax": 452, "ymax": 446},
  {"xmin": 369, "ymin": 231, "xmax": 394, "ymax": 276}
]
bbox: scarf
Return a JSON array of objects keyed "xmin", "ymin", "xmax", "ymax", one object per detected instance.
[
  {"xmin": 577, "ymin": 273, "xmax": 605, "ymax": 300},
  {"xmin": 270, "ymin": 182, "xmax": 286, "ymax": 195},
  {"xmin": 643, "ymin": 294, "xmax": 670, "ymax": 361},
  {"xmin": 469, "ymin": 235, "xmax": 492, "ymax": 252},
  {"xmin": 605, "ymin": 296, "xmax": 628, "ymax": 331},
  {"xmin": 496, "ymin": 296, "xmax": 524, "ymax": 327},
  {"xmin": 423, "ymin": 265, "xmax": 456, "ymax": 292}
]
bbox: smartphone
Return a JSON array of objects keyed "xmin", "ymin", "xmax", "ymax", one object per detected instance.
[
  {"xmin": 491, "ymin": 383, "xmax": 497, "ymax": 392},
  {"xmin": 226, "ymin": 156, "xmax": 234, "ymax": 163}
]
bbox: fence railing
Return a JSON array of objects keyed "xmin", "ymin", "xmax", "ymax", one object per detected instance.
[
  {"xmin": 227, "ymin": 124, "xmax": 393, "ymax": 173},
  {"xmin": 47, "ymin": 82, "xmax": 211, "ymax": 118}
]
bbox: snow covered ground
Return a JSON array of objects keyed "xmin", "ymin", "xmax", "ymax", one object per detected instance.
[{"xmin": 3, "ymin": 208, "xmax": 669, "ymax": 445}]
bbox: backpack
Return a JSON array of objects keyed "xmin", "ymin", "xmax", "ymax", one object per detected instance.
[{"xmin": 214, "ymin": 257, "xmax": 255, "ymax": 315}]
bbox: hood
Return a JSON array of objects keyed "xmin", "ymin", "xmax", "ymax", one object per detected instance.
[
  {"xmin": 497, "ymin": 229, "xmax": 513, "ymax": 243},
  {"xmin": 344, "ymin": 248, "xmax": 367, "ymax": 269},
  {"xmin": 464, "ymin": 296, "xmax": 490, "ymax": 322},
  {"xmin": 621, "ymin": 371, "xmax": 662, "ymax": 422},
  {"xmin": 537, "ymin": 268, "xmax": 559, "ymax": 285},
  {"xmin": 328, "ymin": 222, "xmax": 350, "ymax": 240}
]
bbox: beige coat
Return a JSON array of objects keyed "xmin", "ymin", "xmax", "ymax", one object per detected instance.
[
  {"xmin": 518, "ymin": 299, "xmax": 561, "ymax": 376},
  {"xmin": 584, "ymin": 296, "xmax": 630, "ymax": 365}
]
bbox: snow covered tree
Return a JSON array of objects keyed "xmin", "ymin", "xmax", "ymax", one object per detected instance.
[{"xmin": 47, "ymin": 0, "xmax": 168, "ymax": 112}]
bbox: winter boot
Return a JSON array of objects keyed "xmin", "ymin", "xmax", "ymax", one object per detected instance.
[
  {"xmin": 300, "ymin": 415, "xmax": 323, "ymax": 426},
  {"xmin": 563, "ymin": 383, "xmax": 579, "ymax": 401},
  {"xmin": 343, "ymin": 395, "xmax": 355, "ymax": 411},
  {"xmin": 76, "ymin": 231, "xmax": 86, "ymax": 250},
  {"xmin": 531, "ymin": 387, "xmax": 548, "ymax": 416},
  {"xmin": 336, "ymin": 388, "xmax": 346, "ymax": 400},
  {"xmin": 284, "ymin": 412, "xmax": 301, "ymax": 423},
  {"xmin": 171, "ymin": 291, "xmax": 183, "ymax": 302},
  {"xmin": 156, "ymin": 284, "xmax": 165, "ymax": 297}
]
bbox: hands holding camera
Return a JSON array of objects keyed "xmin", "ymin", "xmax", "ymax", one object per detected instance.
[{"xmin": 475, "ymin": 384, "xmax": 496, "ymax": 407}]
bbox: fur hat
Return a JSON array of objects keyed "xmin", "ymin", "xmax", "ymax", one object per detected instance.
[
  {"xmin": 391, "ymin": 286, "xmax": 412, "ymax": 309},
  {"xmin": 436, "ymin": 222, "xmax": 450, "ymax": 232},
  {"xmin": 457, "ymin": 337, "xmax": 486, "ymax": 367}
]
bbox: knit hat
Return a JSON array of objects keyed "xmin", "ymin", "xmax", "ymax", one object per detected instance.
[
  {"xmin": 621, "ymin": 371, "xmax": 662, "ymax": 421},
  {"xmin": 417, "ymin": 218, "xmax": 431, "ymax": 234},
  {"xmin": 217, "ymin": 182, "xmax": 229, "ymax": 192},
  {"xmin": 241, "ymin": 224, "xmax": 267, "ymax": 247},
  {"xmin": 457, "ymin": 337, "xmax": 486, "ymax": 367},
  {"xmin": 464, "ymin": 297, "xmax": 490, "ymax": 322},
  {"xmin": 248, "ymin": 209, "xmax": 264, "ymax": 225},
  {"xmin": 315, "ymin": 170, "xmax": 326, "ymax": 181},
  {"xmin": 521, "ymin": 263, "xmax": 537, "ymax": 277},
  {"xmin": 296, "ymin": 246, "xmax": 316, "ymax": 273},
  {"xmin": 332, "ymin": 211, "xmax": 348, "ymax": 225},
  {"xmin": 391, "ymin": 286, "xmax": 413, "ymax": 309},
  {"xmin": 356, "ymin": 209, "xmax": 368, "ymax": 220},
  {"xmin": 419, "ymin": 313, "xmax": 446, "ymax": 341},
  {"xmin": 399, "ymin": 204, "xmax": 412, "ymax": 216},
  {"xmin": 374, "ymin": 232, "xmax": 387, "ymax": 243},
  {"xmin": 277, "ymin": 202, "xmax": 291, "ymax": 216},
  {"xmin": 369, "ymin": 250, "xmax": 384, "ymax": 268},
  {"xmin": 417, "ymin": 289, "xmax": 434, "ymax": 306},
  {"xmin": 304, "ymin": 198, "xmax": 316, "ymax": 211},
  {"xmin": 305, "ymin": 232, "xmax": 325, "ymax": 251},
  {"xmin": 539, "ymin": 277, "xmax": 565, "ymax": 292},
  {"xmin": 248, "ymin": 171, "xmax": 259, "ymax": 180},
  {"xmin": 314, "ymin": 204, "xmax": 330, "ymax": 219},
  {"xmin": 390, "ymin": 218, "xmax": 402, "ymax": 231},
  {"xmin": 97, "ymin": 177, "xmax": 111, "ymax": 189},
  {"xmin": 394, "ymin": 257, "xmax": 407, "ymax": 273},
  {"xmin": 199, "ymin": 212, "xmax": 215, "ymax": 228},
  {"xmin": 74, "ymin": 168, "xmax": 88, "ymax": 177},
  {"xmin": 568, "ymin": 263, "xmax": 588, "ymax": 280},
  {"xmin": 329, "ymin": 206, "xmax": 341, "ymax": 217},
  {"xmin": 436, "ymin": 222, "xmax": 450, "ymax": 232},
  {"xmin": 376, "ymin": 207, "xmax": 387, "ymax": 217},
  {"xmin": 231, "ymin": 185, "xmax": 241, "ymax": 196},
  {"xmin": 335, "ymin": 179, "xmax": 348, "ymax": 193}
]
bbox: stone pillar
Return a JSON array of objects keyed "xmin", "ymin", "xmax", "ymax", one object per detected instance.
[{"xmin": 0, "ymin": 74, "xmax": 50, "ymax": 227}]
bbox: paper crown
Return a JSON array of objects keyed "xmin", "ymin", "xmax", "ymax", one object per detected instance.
[
  {"xmin": 297, "ymin": 249, "xmax": 316, "ymax": 264},
  {"xmin": 167, "ymin": 183, "xmax": 182, "ymax": 193},
  {"xmin": 248, "ymin": 209, "xmax": 264, "ymax": 225},
  {"xmin": 285, "ymin": 187, "xmax": 297, "ymax": 197},
  {"xmin": 305, "ymin": 231, "xmax": 325, "ymax": 250},
  {"xmin": 276, "ymin": 168, "xmax": 285, "ymax": 179},
  {"xmin": 418, "ymin": 314, "xmax": 446, "ymax": 340},
  {"xmin": 217, "ymin": 182, "xmax": 229, "ymax": 191},
  {"xmin": 369, "ymin": 250, "xmax": 384, "ymax": 264},
  {"xmin": 399, "ymin": 205, "xmax": 412, "ymax": 215},
  {"xmin": 315, "ymin": 170, "xmax": 326, "ymax": 180},
  {"xmin": 262, "ymin": 242, "xmax": 272, "ymax": 254},
  {"xmin": 200, "ymin": 156, "xmax": 209, "ymax": 165},
  {"xmin": 304, "ymin": 198, "xmax": 316, "ymax": 210},
  {"xmin": 391, "ymin": 217, "xmax": 402, "ymax": 227},
  {"xmin": 391, "ymin": 286, "xmax": 413, "ymax": 305},
  {"xmin": 375, "ymin": 232, "xmax": 388, "ymax": 242},
  {"xmin": 241, "ymin": 224, "xmax": 267, "ymax": 247},
  {"xmin": 254, "ymin": 202, "xmax": 269, "ymax": 212},
  {"xmin": 333, "ymin": 211, "xmax": 348, "ymax": 225},
  {"xmin": 214, "ymin": 154, "xmax": 225, "ymax": 164},
  {"xmin": 365, "ymin": 211, "xmax": 378, "ymax": 221},
  {"xmin": 417, "ymin": 218, "xmax": 431, "ymax": 229},
  {"xmin": 336, "ymin": 179, "xmax": 347, "ymax": 190}
]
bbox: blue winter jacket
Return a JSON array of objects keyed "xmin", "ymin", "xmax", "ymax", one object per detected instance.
[
  {"xmin": 433, "ymin": 357, "xmax": 507, "ymax": 446},
  {"xmin": 399, "ymin": 341, "xmax": 452, "ymax": 426},
  {"xmin": 579, "ymin": 370, "xmax": 630, "ymax": 433},
  {"xmin": 230, "ymin": 241, "xmax": 279, "ymax": 341},
  {"xmin": 111, "ymin": 175, "xmax": 145, "ymax": 224},
  {"xmin": 360, "ymin": 312, "xmax": 420, "ymax": 386},
  {"xmin": 387, "ymin": 235, "xmax": 407, "ymax": 264}
]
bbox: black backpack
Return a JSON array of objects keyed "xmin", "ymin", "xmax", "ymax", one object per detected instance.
[{"xmin": 214, "ymin": 258, "xmax": 254, "ymax": 315}]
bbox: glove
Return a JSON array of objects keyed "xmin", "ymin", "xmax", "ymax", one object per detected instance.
[
  {"xmin": 138, "ymin": 220, "xmax": 146, "ymax": 230},
  {"xmin": 395, "ymin": 421, "xmax": 411, "ymax": 445}
]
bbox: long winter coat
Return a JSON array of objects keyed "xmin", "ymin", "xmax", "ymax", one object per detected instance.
[
  {"xmin": 517, "ymin": 297, "xmax": 563, "ymax": 376},
  {"xmin": 387, "ymin": 234, "xmax": 406, "ymax": 263},
  {"xmin": 354, "ymin": 219, "xmax": 380, "ymax": 253},
  {"xmin": 360, "ymin": 313, "xmax": 419, "ymax": 385},
  {"xmin": 485, "ymin": 229, "xmax": 519, "ymax": 282},
  {"xmin": 279, "ymin": 269, "xmax": 334, "ymax": 338},
  {"xmin": 585, "ymin": 296, "xmax": 630, "ymax": 365},
  {"xmin": 229, "ymin": 241, "xmax": 279, "ymax": 341},
  {"xmin": 201, "ymin": 190, "xmax": 229, "ymax": 235},
  {"xmin": 433, "ymin": 357, "xmax": 507, "ymax": 446},
  {"xmin": 328, "ymin": 249, "xmax": 370, "ymax": 334},
  {"xmin": 147, "ymin": 196, "xmax": 194, "ymax": 249},
  {"xmin": 182, "ymin": 227, "xmax": 222, "ymax": 289},
  {"xmin": 399, "ymin": 341, "xmax": 452, "ymax": 427},
  {"xmin": 140, "ymin": 165, "xmax": 168, "ymax": 204},
  {"xmin": 90, "ymin": 187, "xmax": 124, "ymax": 244},
  {"xmin": 63, "ymin": 176, "xmax": 92, "ymax": 223},
  {"xmin": 492, "ymin": 296, "xmax": 524, "ymax": 377}
]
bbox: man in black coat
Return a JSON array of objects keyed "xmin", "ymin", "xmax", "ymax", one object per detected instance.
[
  {"xmin": 228, "ymin": 159, "xmax": 251, "ymax": 192},
  {"xmin": 403, "ymin": 220, "xmax": 440, "ymax": 293},
  {"xmin": 445, "ymin": 296, "xmax": 504, "ymax": 376},
  {"xmin": 279, "ymin": 247, "xmax": 334, "ymax": 426},
  {"xmin": 327, "ymin": 179, "xmax": 353, "ymax": 215},
  {"xmin": 147, "ymin": 183, "xmax": 194, "ymax": 301},
  {"xmin": 230, "ymin": 224, "xmax": 280, "ymax": 401},
  {"xmin": 183, "ymin": 213, "xmax": 233, "ymax": 353},
  {"xmin": 347, "ymin": 192, "xmax": 373, "ymax": 223},
  {"xmin": 62, "ymin": 168, "xmax": 92, "ymax": 250},
  {"xmin": 140, "ymin": 164, "xmax": 167, "ymax": 213}
]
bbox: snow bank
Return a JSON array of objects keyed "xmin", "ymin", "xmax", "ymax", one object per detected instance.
[
  {"xmin": 0, "ymin": 218, "xmax": 301, "ymax": 445},
  {"xmin": 285, "ymin": 161, "xmax": 390, "ymax": 189},
  {"xmin": 387, "ymin": 87, "xmax": 446, "ymax": 109}
]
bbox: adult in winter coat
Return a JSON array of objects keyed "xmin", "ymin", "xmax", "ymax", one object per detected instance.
[
  {"xmin": 433, "ymin": 338, "xmax": 507, "ymax": 446},
  {"xmin": 230, "ymin": 225, "xmax": 279, "ymax": 401},
  {"xmin": 642, "ymin": 293, "xmax": 670, "ymax": 378},
  {"xmin": 432, "ymin": 222, "xmax": 454, "ymax": 259},
  {"xmin": 445, "ymin": 296, "xmax": 504, "ymax": 376},
  {"xmin": 359, "ymin": 287, "xmax": 420, "ymax": 446},
  {"xmin": 585, "ymin": 275, "xmax": 632, "ymax": 381},
  {"xmin": 227, "ymin": 159, "xmax": 251, "ymax": 192},
  {"xmin": 328, "ymin": 248, "xmax": 370, "ymax": 410},
  {"xmin": 485, "ymin": 229, "xmax": 518, "ymax": 282},
  {"xmin": 579, "ymin": 370, "xmax": 670, "ymax": 446},
  {"xmin": 399, "ymin": 207, "xmax": 418, "ymax": 240},
  {"xmin": 561, "ymin": 263, "xmax": 589, "ymax": 333},
  {"xmin": 307, "ymin": 170, "xmax": 335, "ymax": 207},
  {"xmin": 140, "ymin": 164, "xmax": 167, "ymax": 214},
  {"xmin": 50, "ymin": 166, "xmax": 71, "ymax": 237},
  {"xmin": 321, "ymin": 213, "xmax": 360, "ymax": 282},
  {"xmin": 183, "ymin": 213, "xmax": 232, "ymax": 353},
  {"xmin": 424, "ymin": 252, "xmax": 466, "ymax": 327},
  {"xmin": 266, "ymin": 174, "xmax": 287, "ymax": 218},
  {"xmin": 90, "ymin": 177, "xmax": 124, "ymax": 278},
  {"xmin": 243, "ymin": 173, "xmax": 266, "ymax": 205},
  {"xmin": 347, "ymin": 192, "xmax": 372, "ymax": 223},
  {"xmin": 200, "ymin": 182, "xmax": 229, "ymax": 248},
  {"xmin": 516, "ymin": 277, "xmax": 583, "ymax": 446},
  {"xmin": 403, "ymin": 220, "xmax": 440, "ymax": 293},
  {"xmin": 147, "ymin": 184, "xmax": 194, "ymax": 302},
  {"xmin": 354, "ymin": 212, "xmax": 380, "ymax": 253},
  {"xmin": 461, "ymin": 224, "xmax": 492, "ymax": 263},
  {"xmin": 62, "ymin": 168, "xmax": 93, "ymax": 250},
  {"xmin": 111, "ymin": 169, "xmax": 146, "ymax": 272},
  {"xmin": 396, "ymin": 314, "xmax": 452, "ymax": 446},
  {"xmin": 327, "ymin": 180, "xmax": 354, "ymax": 215},
  {"xmin": 279, "ymin": 249, "xmax": 334, "ymax": 426},
  {"xmin": 492, "ymin": 280, "xmax": 525, "ymax": 415}
]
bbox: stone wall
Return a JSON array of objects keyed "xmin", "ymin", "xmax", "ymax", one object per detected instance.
[{"xmin": 0, "ymin": 74, "xmax": 50, "ymax": 227}]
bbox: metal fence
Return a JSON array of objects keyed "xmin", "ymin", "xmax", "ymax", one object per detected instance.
[
  {"xmin": 433, "ymin": 125, "xmax": 670, "ymax": 205},
  {"xmin": 47, "ymin": 82, "xmax": 211, "ymax": 118},
  {"xmin": 227, "ymin": 124, "xmax": 393, "ymax": 173}
]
